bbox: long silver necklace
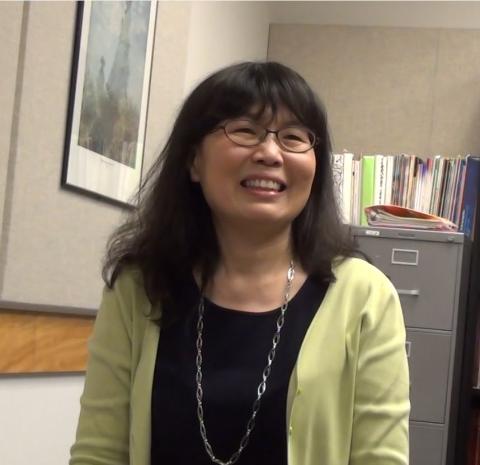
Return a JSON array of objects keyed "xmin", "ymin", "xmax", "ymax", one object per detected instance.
[{"xmin": 195, "ymin": 261, "xmax": 296, "ymax": 465}]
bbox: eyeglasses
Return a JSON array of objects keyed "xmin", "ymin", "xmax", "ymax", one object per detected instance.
[{"xmin": 215, "ymin": 119, "xmax": 317, "ymax": 153}]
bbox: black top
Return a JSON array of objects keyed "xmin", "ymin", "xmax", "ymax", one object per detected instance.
[{"xmin": 151, "ymin": 275, "xmax": 328, "ymax": 465}]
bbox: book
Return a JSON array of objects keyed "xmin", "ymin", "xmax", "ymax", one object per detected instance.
[
  {"xmin": 360, "ymin": 155, "xmax": 375, "ymax": 225},
  {"xmin": 460, "ymin": 156, "xmax": 480, "ymax": 240},
  {"xmin": 342, "ymin": 152, "xmax": 354, "ymax": 223},
  {"xmin": 384, "ymin": 155, "xmax": 394, "ymax": 205},
  {"xmin": 429, "ymin": 156, "xmax": 442, "ymax": 214},
  {"xmin": 351, "ymin": 159, "xmax": 361, "ymax": 225},
  {"xmin": 373, "ymin": 154, "xmax": 386, "ymax": 206},
  {"xmin": 364, "ymin": 204, "xmax": 459, "ymax": 231},
  {"xmin": 332, "ymin": 152, "xmax": 469, "ymax": 229},
  {"xmin": 454, "ymin": 159, "xmax": 467, "ymax": 227},
  {"xmin": 331, "ymin": 153, "xmax": 345, "ymax": 221}
]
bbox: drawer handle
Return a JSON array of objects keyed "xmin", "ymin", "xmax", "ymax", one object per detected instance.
[
  {"xmin": 397, "ymin": 289, "xmax": 420, "ymax": 296},
  {"xmin": 405, "ymin": 341, "xmax": 411, "ymax": 357}
]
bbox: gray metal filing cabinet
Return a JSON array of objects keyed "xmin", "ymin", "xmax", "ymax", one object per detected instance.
[{"xmin": 351, "ymin": 226, "xmax": 470, "ymax": 465}]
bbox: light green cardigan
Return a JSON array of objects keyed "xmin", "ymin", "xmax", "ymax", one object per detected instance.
[{"xmin": 70, "ymin": 257, "xmax": 410, "ymax": 465}]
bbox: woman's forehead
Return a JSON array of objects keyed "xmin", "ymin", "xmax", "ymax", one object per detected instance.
[{"xmin": 244, "ymin": 105, "xmax": 300, "ymax": 125}]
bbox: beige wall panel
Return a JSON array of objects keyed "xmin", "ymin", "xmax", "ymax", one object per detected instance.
[
  {"xmin": 271, "ymin": 2, "xmax": 480, "ymax": 29},
  {"xmin": 268, "ymin": 24, "xmax": 438, "ymax": 155},
  {"xmin": 430, "ymin": 30, "xmax": 480, "ymax": 155},
  {"xmin": 0, "ymin": 3, "xmax": 23, "ymax": 250},
  {"xmin": 1, "ymin": 2, "xmax": 191, "ymax": 311}
]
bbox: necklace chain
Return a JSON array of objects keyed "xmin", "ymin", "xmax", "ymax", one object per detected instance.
[{"xmin": 195, "ymin": 262, "xmax": 296, "ymax": 465}]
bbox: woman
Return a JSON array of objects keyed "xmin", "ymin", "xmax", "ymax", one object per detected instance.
[{"xmin": 70, "ymin": 62, "xmax": 410, "ymax": 465}]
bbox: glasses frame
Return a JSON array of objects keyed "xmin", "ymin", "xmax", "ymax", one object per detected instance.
[{"xmin": 214, "ymin": 119, "xmax": 317, "ymax": 154}]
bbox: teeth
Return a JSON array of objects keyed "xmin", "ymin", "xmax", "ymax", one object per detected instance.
[{"xmin": 244, "ymin": 179, "xmax": 282, "ymax": 191}]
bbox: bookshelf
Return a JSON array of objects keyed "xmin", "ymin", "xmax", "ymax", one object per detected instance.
[{"xmin": 332, "ymin": 153, "xmax": 478, "ymax": 233}]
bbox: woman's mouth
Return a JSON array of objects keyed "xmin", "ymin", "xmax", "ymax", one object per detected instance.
[{"xmin": 241, "ymin": 178, "xmax": 286, "ymax": 192}]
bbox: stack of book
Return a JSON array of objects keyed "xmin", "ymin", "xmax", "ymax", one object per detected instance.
[{"xmin": 332, "ymin": 152, "xmax": 480, "ymax": 238}]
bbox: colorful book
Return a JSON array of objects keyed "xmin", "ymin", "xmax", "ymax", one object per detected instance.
[
  {"xmin": 360, "ymin": 155, "xmax": 375, "ymax": 225},
  {"xmin": 454, "ymin": 159, "xmax": 467, "ymax": 226},
  {"xmin": 460, "ymin": 156, "xmax": 480, "ymax": 239},
  {"xmin": 342, "ymin": 152, "xmax": 354, "ymax": 223}
]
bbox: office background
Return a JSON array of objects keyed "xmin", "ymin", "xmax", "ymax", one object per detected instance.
[{"xmin": 2, "ymin": 2, "xmax": 480, "ymax": 464}]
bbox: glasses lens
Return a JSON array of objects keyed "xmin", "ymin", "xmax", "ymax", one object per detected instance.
[
  {"xmin": 224, "ymin": 120, "xmax": 262, "ymax": 146},
  {"xmin": 278, "ymin": 126, "xmax": 315, "ymax": 152}
]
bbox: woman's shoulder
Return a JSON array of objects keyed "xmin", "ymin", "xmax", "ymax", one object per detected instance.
[
  {"xmin": 104, "ymin": 265, "xmax": 153, "ymax": 315},
  {"xmin": 332, "ymin": 255, "xmax": 382, "ymax": 277},
  {"xmin": 327, "ymin": 257, "xmax": 403, "ymax": 328},
  {"xmin": 110, "ymin": 264, "xmax": 144, "ymax": 291},
  {"xmin": 331, "ymin": 256, "xmax": 396, "ymax": 297}
]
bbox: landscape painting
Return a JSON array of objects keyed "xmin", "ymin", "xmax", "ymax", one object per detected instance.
[{"xmin": 62, "ymin": 1, "xmax": 157, "ymax": 206}]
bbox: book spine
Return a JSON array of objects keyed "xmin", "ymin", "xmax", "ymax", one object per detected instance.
[
  {"xmin": 332, "ymin": 154, "xmax": 345, "ymax": 221},
  {"xmin": 429, "ymin": 156, "xmax": 441, "ymax": 214},
  {"xmin": 455, "ymin": 160, "xmax": 467, "ymax": 226},
  {"xmin": 342, "ymin": 152, "xmax": 354, "ymax": 223},
  {"xmin": 460, "ymin": 156, "xmax": 480, "ymax": 239},
  {"xmin": 352, "ymin": 159, "xmax": 361, "ymax": 225},
  {"xmin": 374, "ymin": 154, "xmax": 385, "ymax": 205},
  {"xmin": 384, "ymin": 155, "xmax": 394, "ymax": 205},
  {"xmin": 360, "ymin": 155, "xmax": 375, "ymax": 225}
]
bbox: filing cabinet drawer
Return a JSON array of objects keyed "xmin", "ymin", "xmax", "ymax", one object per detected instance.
[
  {"xmin": 409, "ymin": 422, "xmax": 444, "ymax": 465},
  {"xmin": 355, "ymin": 236, "xmax": 459, "ymax": 330},
  {"xmin": 406, "ymin": 330, "xmax": 451, "ymax": 423}
]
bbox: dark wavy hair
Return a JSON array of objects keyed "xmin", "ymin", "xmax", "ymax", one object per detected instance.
[{"xmin": 103, "ymin": 61, "xmax": 356, "ymax": 320}]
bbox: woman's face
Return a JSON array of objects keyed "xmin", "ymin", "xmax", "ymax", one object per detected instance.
[{"xmin": 189, "ymin": 107, "xmax": 316, "ymax": 230}]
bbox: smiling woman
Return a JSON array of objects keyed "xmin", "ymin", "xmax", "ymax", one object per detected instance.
[
  {"xmin": 70, "ymin": 62, "xmax": 410, "ymax": 465},
  {"xmin": 190, "ymin": 107, "xmax": 316, "ymax": 231}
]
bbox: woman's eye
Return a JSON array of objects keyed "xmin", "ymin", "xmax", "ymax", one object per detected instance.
[
  {"xmin": 282, "ymin": 130, "xmax": 309, "ymax": 143},
  {"xmin": 233, "ymin": 126, "xmax": 256, "ymax": 134},
  {"xmin": 284, "ymin": 134, "xmax": 304, "ymax": 141}
]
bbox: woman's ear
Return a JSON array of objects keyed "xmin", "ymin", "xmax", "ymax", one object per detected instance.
[{"xmin": 189, "ymin": 149, "xmax": 201, "ymax": 182}]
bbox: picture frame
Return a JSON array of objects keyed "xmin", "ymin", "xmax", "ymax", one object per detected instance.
[{"xmin": 62, "ymin": 1, "xmax": 157, "ymax": 207}]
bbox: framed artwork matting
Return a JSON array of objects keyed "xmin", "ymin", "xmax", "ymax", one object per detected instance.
[{"xmin": 62, "ymin": 0, "xmax": 157, "ymax": 207}]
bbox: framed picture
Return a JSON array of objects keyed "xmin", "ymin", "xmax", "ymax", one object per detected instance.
[{"xmin": 62, "ymin": 1, "xmax": 157, "ymax": 207}]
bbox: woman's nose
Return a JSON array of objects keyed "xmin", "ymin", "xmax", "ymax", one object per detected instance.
[{"xmin": 251, "ymin": 133, "xmax": 284, "ymax": 166}]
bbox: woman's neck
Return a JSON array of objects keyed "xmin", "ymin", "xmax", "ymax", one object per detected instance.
[{"xmin": 202, "ymin": 222, "xmax": 307, "ymax": 312}]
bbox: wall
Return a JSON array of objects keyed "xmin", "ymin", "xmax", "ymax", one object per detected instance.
[
  {"xmin": 0, "ymin": 3, "xmax": 24, "ymax": 300},
  {"xmin": 270, "ymin": 1, "xmax": 480, "ymax": 29},
  {"xmin": 268, "ymin": 23, "xmax": 480, "ymax": 155},
  {"xmin": 0, "ymin": 2, "xmax": 270, "ymax": 465},
  {"xmin": 0, "ymin": 1, "xmax": 191, "ymax": 314},
  {"xmin": 0, "ymin": 374, "xmax": 84, "ymax": 465},
  {"xmin": 183, "ymin": 1, "xmax": 270, "ymax": 94}
]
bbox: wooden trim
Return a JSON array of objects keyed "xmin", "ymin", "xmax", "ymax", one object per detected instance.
[{"xmin": 0, "ymin": 309, "xmax": 94, "ymax": 374}]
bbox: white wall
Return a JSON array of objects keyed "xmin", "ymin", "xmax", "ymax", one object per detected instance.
[
  {"xmin": 0, "ymin": 375, "xmax": 85, "ymax": 465},
  {"xmin": 183, "ymin": 1, "xmax": 271, "ymax": 95}
]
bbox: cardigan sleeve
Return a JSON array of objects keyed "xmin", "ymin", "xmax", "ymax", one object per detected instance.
[
  {"xmin": 69, "ymin": 273, "xmax": 136, "ymax": 465},
  {"xmin": 349, "ymin": 270, "xmax": 410, "ymax": 465}
]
